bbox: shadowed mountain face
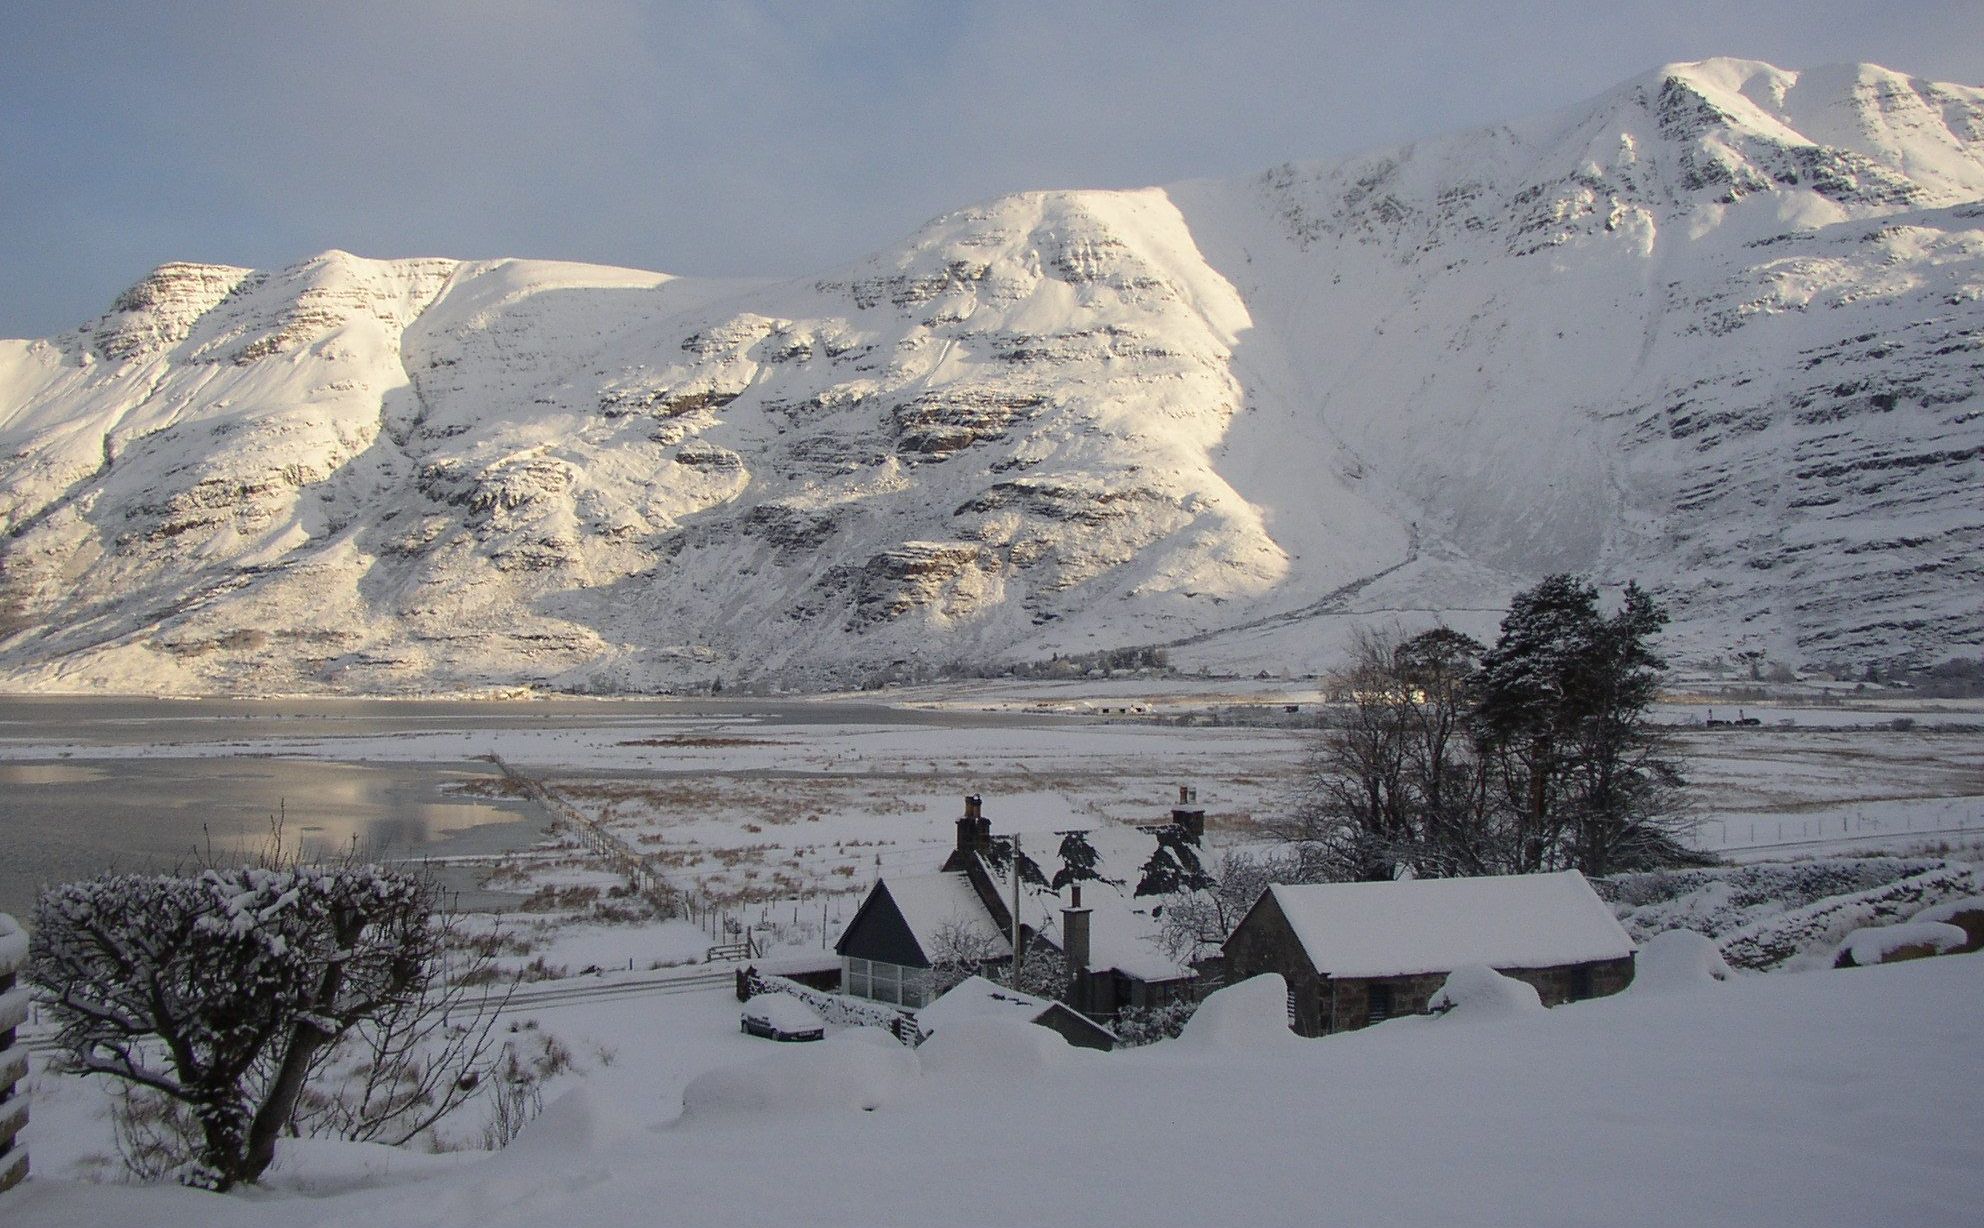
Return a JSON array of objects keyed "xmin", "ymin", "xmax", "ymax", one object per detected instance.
[{"xmin": 2, "ymin": 59, "xmax": 1980, "ymax": 694}]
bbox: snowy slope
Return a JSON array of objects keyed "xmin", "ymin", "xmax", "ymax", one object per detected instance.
[
  {"xmin": 2, "ymin": 59, "xmax": 1980, "ymax": 694},
  {"xmin": 8, "ymin": 949, "xmax": 1982, "ymax": 1226}
]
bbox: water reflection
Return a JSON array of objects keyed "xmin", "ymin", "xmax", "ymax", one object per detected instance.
[{"xmin": 0, "ymin": 756, "xmax": 544, "ymax": 919}]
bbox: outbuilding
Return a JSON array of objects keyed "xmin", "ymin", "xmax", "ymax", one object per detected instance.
[{"xmin": 1222, "ymin": 870, "xmax": 1636, "ymax": 1036}]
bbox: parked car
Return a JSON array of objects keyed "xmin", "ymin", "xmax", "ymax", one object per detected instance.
[{"xmin": 740, "ymin": 993, "xmax": 826, "ymax": 1042}]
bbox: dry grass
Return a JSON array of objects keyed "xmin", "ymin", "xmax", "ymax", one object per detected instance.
[{"xmin": 615, "ymin": 735, "xmax": 786, "ymax": 748}]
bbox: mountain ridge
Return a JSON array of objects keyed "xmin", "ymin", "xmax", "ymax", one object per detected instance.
[{"xmin": 2, "ymin": 58, "xmax": 1979, "ymax": 693}]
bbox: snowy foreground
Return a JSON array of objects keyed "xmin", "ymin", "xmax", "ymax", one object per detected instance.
[{"xmin": 9, "ymin": 952, "xmax": 1980, "ymax": 1227}]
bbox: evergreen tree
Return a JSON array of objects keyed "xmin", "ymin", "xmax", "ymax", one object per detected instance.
[
  {"xmin": 1280, "ymin": 577, "xmax": 1703, "ymax": 882},
  {"xmin": 1473, "ymin": 576, "xmax": 1694, "ymax": 876},
  {"xmin": 1050, "ymin": 830, "xmax": 1120, "ymax": 893},
  {"xmin": 1134, "ymin": 826, "xmax": 1216, "ymax": 898}
]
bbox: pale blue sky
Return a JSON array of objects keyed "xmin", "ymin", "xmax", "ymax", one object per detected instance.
[{"xmin": 4, "ymin": 1, "xmax": 1980, "ymax": 338}]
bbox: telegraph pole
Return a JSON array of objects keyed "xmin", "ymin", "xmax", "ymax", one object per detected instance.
[{"xmin": 1010, "ymin": 833, "xmax": 1024, "ymax": 986}]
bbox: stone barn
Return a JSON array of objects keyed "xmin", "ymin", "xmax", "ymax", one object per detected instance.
[{"xmin": 1223, "ymin": 870, "xmax": 1636, "ymax": 1036}]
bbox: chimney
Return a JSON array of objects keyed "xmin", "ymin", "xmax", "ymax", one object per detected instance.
[
  {"xmin": 1172, "ymin": 785, "xmax": 1205, "ymax": 843},
  {"xmin": 957, "ymin": 794, "xmax": 986, "ymax": 854},
  {"xmin": 1062, "ymin": 885, "xmax": 1091, "ymax": 976}
]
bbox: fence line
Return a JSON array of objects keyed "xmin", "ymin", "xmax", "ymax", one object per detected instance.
[{"xmin": 488, "ymin": 756, "xmax": 684, "ymax": 919}]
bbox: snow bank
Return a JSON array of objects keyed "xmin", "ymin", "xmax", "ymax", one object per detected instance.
[
  {"xmin": 0, "ymin": 912, "xmax": 25, "ymax": 975},
  {"xmin": 1175, "ymin": 974, "xmax": 1301, "ymax": 1050},
  {"xmin": 262, "ymin": 1138, "xmax": 476, "ymax": 1195},
  {"xmin": 503, "ymin": 1086, "xmax": 647, "ymax": 1160},
  {"xmin": 0, "ymin": 984, "xmax": 28, "ymax": 1034},
  {"xmin": 915, "ymin": 1016, "xmax": 1071, "ymax": 1080},
  {"xmin": 1628, "ymin": 930, "xmax": 1734, "ymax": 994},
  {"xmin": 1832, "ymin": 921, "xmax": 1969, "ymax": 968},
  {"xmin": 678, "ymin": 1031, "xmax": 921, "ymax": 1120},
  {"xmin": 1426, "ymin": 964, "xmax": 1544, "ymax": 1020}
]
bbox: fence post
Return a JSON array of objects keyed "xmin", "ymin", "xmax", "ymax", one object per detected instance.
[{"xmin": 0, "ymin": 912, "xmax": 29, "ymax": 1192}]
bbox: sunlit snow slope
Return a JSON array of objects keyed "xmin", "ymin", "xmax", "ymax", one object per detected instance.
[{"xmin": 2, "ymin": 59, "xmax": 1980, "ymax": 693}]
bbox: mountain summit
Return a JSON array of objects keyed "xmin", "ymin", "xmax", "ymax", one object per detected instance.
[{"xmin": 2, "ymin": 59, "xmax": 1979, "ymax": 693}]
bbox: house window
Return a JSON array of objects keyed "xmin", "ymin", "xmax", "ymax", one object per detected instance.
[
  {"xmin": 842, "ymin": 957, "xmax": 933, "ymax": 1008},
  {"xmin": 1367, "ymin": 983, "xmax": 1394, "ymax": 1025}
]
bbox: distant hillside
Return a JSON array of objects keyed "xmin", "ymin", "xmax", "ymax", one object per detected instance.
[{"xmin": 2, "ymin": 58, "xmax": 1980, "ymax": 694}]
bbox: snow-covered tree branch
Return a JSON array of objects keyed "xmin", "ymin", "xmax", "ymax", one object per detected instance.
[{"xmin": 29, "ymin": 860, "xmax": 492, "ymax": 1190}]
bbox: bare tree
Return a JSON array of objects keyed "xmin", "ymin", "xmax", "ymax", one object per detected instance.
[
  {"xmin": 1278, "ymin": 626, "xmax": 1489, "ymax": 880},
  {"xmin": 291, "ymin": 915, "xmax": 515, "ymax": 1147},
  {"xmin": 925, "ymin": 915, "xmax": 1007, "ymax": 996},
  {"xmin": 1156, "ymin": 848, "xmax": 1311, "ymax": 965}
]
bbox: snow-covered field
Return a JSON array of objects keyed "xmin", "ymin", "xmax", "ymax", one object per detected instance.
[
  {"xmin": 3, "ymin": 690, "xmax": 1979, "ymax": 921},
  {"xmin": 3, "ymin": 686, "xmax": 1982, "ymax": 1223},
  {"xmin": 8, "ymin": 946, "xmax": 1980, "ymax": 1227}
]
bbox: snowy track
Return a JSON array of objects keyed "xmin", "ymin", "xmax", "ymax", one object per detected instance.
[{"xmin": 489, "ymin": 966, "xmax": 736, "ymax": 1014}]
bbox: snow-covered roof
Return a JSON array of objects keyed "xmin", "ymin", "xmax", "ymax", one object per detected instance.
[
  {"xmin": 885, "ymin": 873, "xmax": 1013, "ymax": 961},
  {"xmin": 971, "ymin": 826, "xmax": 1196, "ymax": 983},
  {"xmin": 1267, "ymin": 871, "xmax": 1635, "ymax": 979},
  {"xmin": 913, "ymin": 975, "xmax": 1056, "ymax": 1032}
]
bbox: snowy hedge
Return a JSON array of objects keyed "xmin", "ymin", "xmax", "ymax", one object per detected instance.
[
  {"xmin": 1601, "ymin": 858, "xmax": 1982, "ymax": 972},
  {"xmin": 1714, "ymin": 865, "xmax": 1980, "ymax": 971}
]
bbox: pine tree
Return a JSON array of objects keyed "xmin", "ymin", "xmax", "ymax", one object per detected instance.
[{"xmin": 1473, "ymin": 576, "xmax": 1693, "ymax": 876}]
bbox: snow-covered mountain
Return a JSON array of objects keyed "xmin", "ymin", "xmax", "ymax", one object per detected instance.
[{"xmin": 2, "ymin": 59, "xmax": 1980, "ymax": 694}]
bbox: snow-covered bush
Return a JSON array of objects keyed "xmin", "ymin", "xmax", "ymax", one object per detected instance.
[
  {"xmin": 1113, "ymin": 998, "xmax": 1199, "ymax": 1047},
  {"xmin": 1832, "ymin": 921, "xmax": 1969, "ymax": 968},
  {"xmin": 1426, "ymin": 964, "xmax": 1544, "ymax": 1020},
  {"xmin": 30, "ymin": 862, "xmax": 488, "ymax": 1190},
  {"xmin": 1628, "ymin": 930, "xmax": 1733, "ymax": 994}
]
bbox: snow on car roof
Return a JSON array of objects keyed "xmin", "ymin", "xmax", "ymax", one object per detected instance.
[
  {"xmin": 743, "ymin": 993, "xmax": 826, "ymax": 1029},
  {"xmin": 1268, "ymin": 870, "xmax": 1635, "ymax": 979}
]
